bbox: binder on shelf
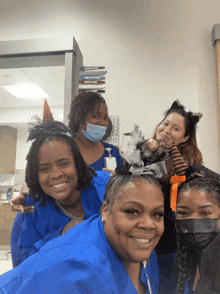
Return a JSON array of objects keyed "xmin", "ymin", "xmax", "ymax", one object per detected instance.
[
  {"xmin": 79, "ymin": 70, "xmax": 107, "ymax": 76},
  {"xmin": 79, "ymin": 89, "xmax": 105, "ymax": 93},
  {"xmin": 79, "ymin": 84, "xmax": 105, "ymax": 90},
  {"xmin": 80, "ymin": 66, "xmax": 105, "ymax": 71},
  {"xmin": 79, "ymin": 80, "xmax": 105, "ymax": 84},
  {"xmin": 79, "ymin": 76, "xmax": 105, "ymax": 81}
]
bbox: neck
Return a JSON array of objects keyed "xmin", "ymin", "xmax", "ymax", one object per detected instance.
[
  {"xmin": 58, "ymin": 190, "xmax": 83, "ymax": 213},
  {"xmin": 123, "ymin": 262, "xmax": 146, "ymax": 294}
]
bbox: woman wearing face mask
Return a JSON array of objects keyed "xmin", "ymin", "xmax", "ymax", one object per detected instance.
[
  {"xmin": 140, "ymin": 101, "xmax": 220, "ymax": 253},
  {"xmin": 175, "ymin": 176, "xmax": 220, "ymax": 294},
  {"xmin": 0, "ymin": 159, "xmax": 165, "ymax": 294},
  {"xmin": 137, "ymin": 101, "xmax": 220, "ymax": 294},
  {"xmin": 68, "ymin": 91, "xmax": 123, "ymax": 171}
]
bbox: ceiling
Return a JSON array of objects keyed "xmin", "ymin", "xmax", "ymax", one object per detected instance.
[{"xmin": 0, "ymin": 65, "xmax": 65, "ymax": 109}]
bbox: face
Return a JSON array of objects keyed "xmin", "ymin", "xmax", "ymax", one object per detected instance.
[
  {"xmin": 156, "ymin": 113, "xmax": 189, "ymax": 147},
  {"xmin": 38, "ymin": 140, "xmax": 79, "ymax": 206},
  {"xmin": 101, "ymin": 180, "xmax": 164, "ymax": 264},
  {"xmin": 176, "ymin": 189, "xmax": 220, "ymax": 229},
  {"xmin": 82, "ymin": 103, "xmax": 109, "ymax": 131}
]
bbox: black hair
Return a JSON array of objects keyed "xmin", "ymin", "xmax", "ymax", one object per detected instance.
[
  {"xmin": 175, "ymin": 177, "xmax": 220, "ymax": 294},
  {"xmin": 68, "ymin": 91, "xmax": 110, "ymax": 136},
  {"xmin": 102, "ymin": 171, "xmax": 163, "ymax": 212},
  {"xmin": 26, "ymin": 134, "xmax": 96, "ymax": 207}
]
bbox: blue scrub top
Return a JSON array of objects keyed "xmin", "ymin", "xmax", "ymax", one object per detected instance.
[
  {"xmin": 1, "ymin": 215, "xmax": 159, "ymax": 294},
  {"xmin": 11, "ymin": 171, "xmax": 110, "ymax": 267}
]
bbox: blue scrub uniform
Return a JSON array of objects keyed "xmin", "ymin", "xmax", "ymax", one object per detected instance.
[
  {"xmin": 11, "ymin": 171, "xmax": 110, "ymax": 267},
  {"xmin": 0, "ymin": 215, "xmax": 159, "ymax": 294},
  {"xmin": 85, "ymin": 141, "xmax": 123, "ymax": 171}
]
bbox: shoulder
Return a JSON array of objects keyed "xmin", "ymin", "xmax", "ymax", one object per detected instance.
[{"xmin": 196, "ymin": 164, "xmax": 220, "ymax": 182}]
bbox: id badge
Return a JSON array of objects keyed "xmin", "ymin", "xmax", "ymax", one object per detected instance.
[{"xmin": 104, "ymin": 157, "xmax": 117, "ymax": 170}]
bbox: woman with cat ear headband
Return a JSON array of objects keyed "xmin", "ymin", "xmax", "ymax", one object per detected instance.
[{"xmin": 139, "ymin": 101, "xmax": 220, "ymax": 253}]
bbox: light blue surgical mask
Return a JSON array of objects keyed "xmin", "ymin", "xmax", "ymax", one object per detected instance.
[{"xmin": 82, "ymin": 121, "xmax": 107, "ymax": 142}]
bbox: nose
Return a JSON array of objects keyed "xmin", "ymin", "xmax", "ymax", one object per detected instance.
[
  {"xmin": 137, "ymin": 214, "xmax": 156, "ymax": 230},
  {"xmin": 50, "ymin": 166, "xmax": 62, "ymax": 179},
  {"xmin": 164, "ymin": 125, "xmax": 171, "ymax": 134}
]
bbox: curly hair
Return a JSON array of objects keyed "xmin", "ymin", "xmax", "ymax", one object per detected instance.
[
  {"xmin": 25, "ymin": 134, "xmax": 96, "ymax": 207},
  {"xmin": 153, "ymin": 108, "xmax": 203, "ymax": 166},
  {"xmin": 68, "ymin": 91, "xmax": 108, "ymax": 135},
  {"xmin": 175, "ymin": 177, "xmax": 220, "ymax": 294}
]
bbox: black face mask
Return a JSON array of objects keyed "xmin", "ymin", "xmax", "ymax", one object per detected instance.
[{"xmin": 175, "ymin": 218, "xmax": 220, "ymax": 251}]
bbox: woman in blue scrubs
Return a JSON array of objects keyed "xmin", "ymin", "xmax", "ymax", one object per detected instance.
[
  {"xmin": 10, "ymin": 120, "xmax": 110, "ymax": 267},
  {"xmin": 0, "ymin": 161, "xmax": 165, "ymax": 294}
]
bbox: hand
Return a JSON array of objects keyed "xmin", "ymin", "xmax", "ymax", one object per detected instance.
[
  {"xmin": 8, "ymin": 194, "xmax": 35, "ymax": 213},
  {"xmin": 61, "ymin": 219, "xmax": 83, "ymax": 235},
  {"xmin": 146, "ymin": 139, "xmax": 159, "ymax": 152},
  {"xmin": 102, "ymin": 168, "xmax": 116, "ymax": 176}
]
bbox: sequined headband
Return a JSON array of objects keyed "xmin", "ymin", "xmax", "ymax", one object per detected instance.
[{"xmin": 117, "ymin": 125, "xmax": 169, "ymax": 178}]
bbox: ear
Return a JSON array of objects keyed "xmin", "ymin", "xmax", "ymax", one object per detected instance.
[
  {"xmin": 101, "ymin": 202, "xmax": 109, "ymax": 223},
  {"xmin": 183, "ymin": 134, "xmax": 190, "ymax": 142}
]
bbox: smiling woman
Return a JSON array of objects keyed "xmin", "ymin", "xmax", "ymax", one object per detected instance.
[
  {"xmin": 10, "ymin": 118, "xmax": 110, "ymax": 267},
  {"xmin": 0, "ymin": 161, "xmax": 165, "ymax": 294}
]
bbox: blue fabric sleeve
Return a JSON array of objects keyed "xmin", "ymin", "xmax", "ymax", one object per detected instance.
[
  {"xmin": 19, "ymin": 227, "xmax": 64, "ymax": 263},
  {"xmin": 18, "ymin": 204, "xmax": 70, "ymax": 265},
  {"xmin": 1, "ymin": 260, "xmax": 107, "ymax": 294}
]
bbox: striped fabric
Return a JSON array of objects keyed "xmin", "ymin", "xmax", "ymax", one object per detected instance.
[
  {"xmin": 171, "ymin": 144, "xmax": 187, "ymax": 176},
  {"xmin": 170, "ymin": 144, "xmax": 187, "ymax": 211}
]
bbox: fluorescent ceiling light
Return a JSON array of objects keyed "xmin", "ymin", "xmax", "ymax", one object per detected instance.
[{"xmin": 1, "ymin": 83, "xmax": 49, "ymax": 99}]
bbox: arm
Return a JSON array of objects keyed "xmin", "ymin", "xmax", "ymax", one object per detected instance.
[
  {"xmin": 8, "ymin": 195, "xmax": 35, "ymax": 214},
  {"xmin": 18, "ymin": 204, "xmax": 70, "ymax": 264}
]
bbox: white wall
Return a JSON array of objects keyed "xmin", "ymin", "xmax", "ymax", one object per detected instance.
[{"xmin": 0, "ymin": 0, "xmax": 220, "ymax": 172}]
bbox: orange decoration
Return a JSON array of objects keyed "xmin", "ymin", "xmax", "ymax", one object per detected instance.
[
  {"xmin": 43, "ymin": 99, "xmax": 54, "ymax": 124},
  {"xmin": 170, "ymin": 174, "xmax": 186, "ymax": 211}
]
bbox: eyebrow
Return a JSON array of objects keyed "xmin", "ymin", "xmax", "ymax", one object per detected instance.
[
  {"xmin": 177, "ymin": 205, "xmax": 214, "ymax": 209},
  {"xmin": 124, "ymin": 201, "xmax": 164, "ymax": 209},
  {"xmin": 198, "ymin": 205, "xmax": 213, "ymax": 209},
  {"xmin": 165, "ymin": 119, "xmax": 182, "ymax": 130},
  {"xmin": 176, "ymin": 206, "xmax": 189, "ymax": 209}
]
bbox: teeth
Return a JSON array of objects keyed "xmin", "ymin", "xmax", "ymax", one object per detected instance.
[
  {"xmin": 132, "ymin": 238, "xmax": 151, "ymax": 244},
  {"xmin": 53, "ymin": 183, "xmax": 66, "ymax": 188}
]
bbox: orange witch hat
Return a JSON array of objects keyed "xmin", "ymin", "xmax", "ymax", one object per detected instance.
[
  {"xmin": 170, "ymin": 144, "xmax": 187, "ymax": 211},
  {"xmin": 43, "ymin": 99, "xmax": 54, "ymax": 125}
]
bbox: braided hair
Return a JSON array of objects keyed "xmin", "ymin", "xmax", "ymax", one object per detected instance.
[
  {"xmin": 175, "ymin": 177, "xmax": 220, "ymax": 294},
  {"xmin": 26, "ymin": 134, "xmax": 96, "ymax": 207}
]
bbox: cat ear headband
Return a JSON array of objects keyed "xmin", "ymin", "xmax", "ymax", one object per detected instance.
[
  {"xmin": 27, "ymin": 100, "xmax": 72, "ymax": 142},
  {"xmin": 166, "ymin": 100, "xmax": 202, "ymax": 131}
]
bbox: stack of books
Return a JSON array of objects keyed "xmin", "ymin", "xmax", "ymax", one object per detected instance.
[{"xmin": 79, "ymin": 66, "xmax": 107, "ymax": 93}]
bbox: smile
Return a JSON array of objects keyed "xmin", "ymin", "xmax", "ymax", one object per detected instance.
[
  {"xmin": 132, "ymin": 237, "xmax": 151, "ymax": 244},
  {"xmin": 52, "ymin": 182, "xmax": 67, "ymax": 188}
]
